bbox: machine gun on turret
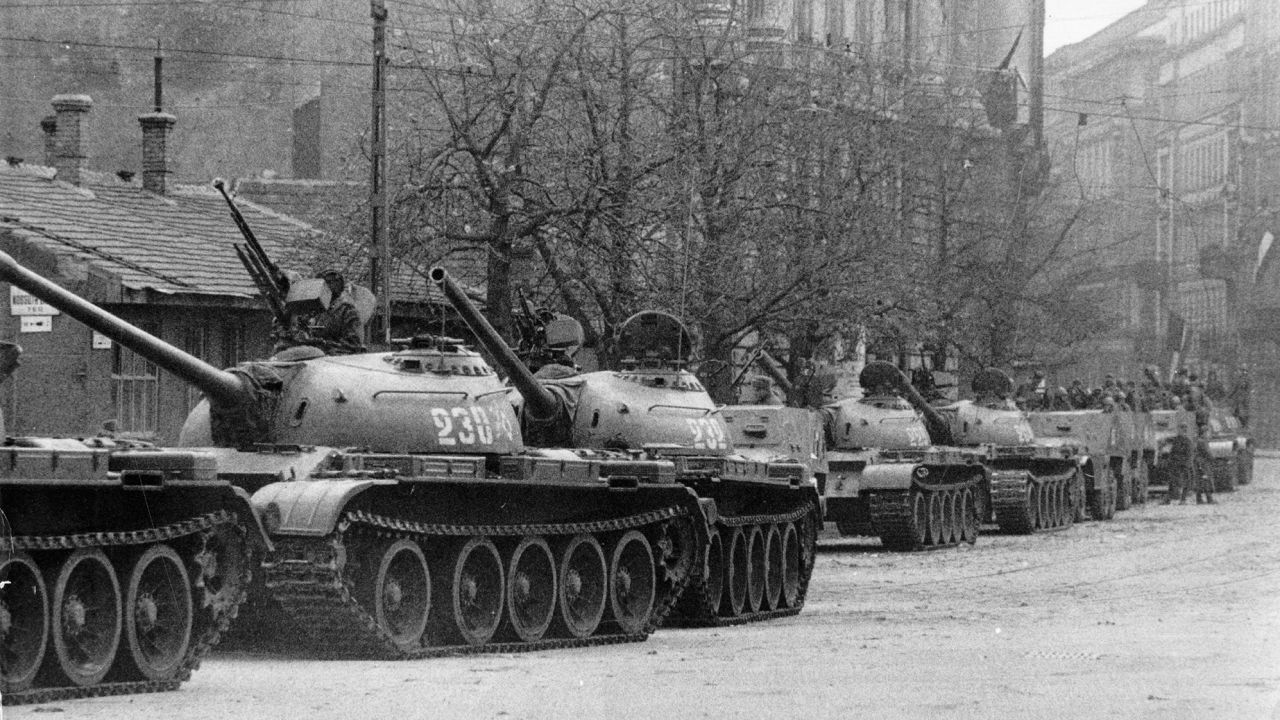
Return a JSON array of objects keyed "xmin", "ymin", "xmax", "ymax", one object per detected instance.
[
  {"xmin": 214, "ymin": 178, "xmax": 293, "ymax": 328},
  {"xmin": 512, "ymin": 288, "xmax": 585, "ymax": 373}
]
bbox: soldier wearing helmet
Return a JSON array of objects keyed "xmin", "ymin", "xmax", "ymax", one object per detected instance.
[{"xmin": 309, "ymin": 269, "xmax": 364, "ymax": 353}]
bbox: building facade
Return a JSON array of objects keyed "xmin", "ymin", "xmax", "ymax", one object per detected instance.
[{"xmin": 1045, "ymin": 0, "xmax": 1280, "ymax": 445}]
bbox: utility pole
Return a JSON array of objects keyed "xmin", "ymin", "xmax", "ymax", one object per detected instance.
[{"xmin": 370, "ymin": 0, "xmax": 391, "ymax": 344}]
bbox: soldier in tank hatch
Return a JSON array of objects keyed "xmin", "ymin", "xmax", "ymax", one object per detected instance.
[{"xmin": 308, "ymin": 269, "xmax": 365, "ymax": 353}]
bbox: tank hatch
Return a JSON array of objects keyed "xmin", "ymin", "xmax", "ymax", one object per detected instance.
[{"xmin": 616, "ymin": 311, "xmax": 695, "ymax": 369}]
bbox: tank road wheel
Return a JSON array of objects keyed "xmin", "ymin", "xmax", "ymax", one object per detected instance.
[
  {"xmin": 722, "ymin": 527, "xmax": 748, "ymax": 617},
  {"xmin": 1, "ymin": 552, "xmax": 49, "ymax": 692},
  {"xmin": 449, "ymin": 538, "xmax": 504, "ymax": 646},
  {"xmin": 779, "ymin": 523, "xmax": 802, "ymax": 609},
  {"xmin": 193, "ymin": 523, "xmax": 250, "ymax": 621},
  {"xmin": 1039, "ymin": 484, "xmax": 1052, "ymax": 529},
  {"xmin": 703, "ymin": 529, "xmax": 725, "ymax": 615},
  {"xmin": 961, "ymin": 488, "xmax": 979, "ymax": 544},
  {"xmin": 762, "ymin": 525, "xmax": 784, "ymax": 611},
  {"xmin": 608, "ymin": 531, "xmax": 656, "ymax": 635},
  {"xmin": 911, "ymin": 492, "xmax": 928, "ymax": 548},
  {"xmin": 935, "ymin": 491, "xmax": 952, "ymax": 545},
  {"xmin": 123, "ymin": 545, "xmax": 193, "ymax": 681},
  {"xmin": 506, "ymin": 537, "xmax": 555, "ymax": 643},
  {"xmin": 556, "ymin": 535, "xmax": 607, "ymax": 639},
  {"xmin": 368, "ymin": 540, "xmax": 431, "ymax": 652},
  {"xmin": 927, "ymin": 492, "xmax": 944, "ymax": 546},
  {"xmin": 743, "ymin": 526, "xmax": 767, "ymax": 613},
  {"xmin": 946, "ymin": 490, "xmax": 962, "ymax": 545},
  {"xmin": 49, "ymin": 548, "xmax": 122, "ymax": 686}
]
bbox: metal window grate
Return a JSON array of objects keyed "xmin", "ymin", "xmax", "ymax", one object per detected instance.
[{"xmin": 112, "ymin": 331, "xmax": 159, "ymax": 436}]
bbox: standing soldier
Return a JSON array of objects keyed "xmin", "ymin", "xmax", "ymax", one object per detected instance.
[
  {"xmin": 1193, "ymin": 422, "xmax": 1217, "ymax": 505},
  {"xmin": 1163, "ymin": 423, "xmax": 1195, "ymax": 504},
  {"xmin": 1229, "ymin": 364, "xmax": 1251, "ymax": 427}
]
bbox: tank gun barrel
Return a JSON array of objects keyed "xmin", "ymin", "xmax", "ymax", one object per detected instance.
[
  {"xmin": 430, "ymin": 267, "xmax": 562, "ymax": 420},
  {"xmin": 756, "ymin": 350, "xmax": 796, "ymax": 403},
  {"xmin": 0, "ymin": 250, "xmax": 249, "ymax": 407},
  {"xmin": 868, "ymin": 361, "xmax": 955, "ymax": 446}
]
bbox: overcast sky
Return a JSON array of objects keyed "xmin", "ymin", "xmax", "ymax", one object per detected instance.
[{"xmin": 1044, "ymin": 0, "xmax": 1149, "ymax": 55}]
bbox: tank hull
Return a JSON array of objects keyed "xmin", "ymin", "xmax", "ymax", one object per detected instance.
[
  {"xmin": 823, "ymin": 448, "xmax": 986, "ymax": 550},
  {"xmin": 1, "ymin": 442, "xmax": 262, "ymax": 705},
  {"xmin": 217, "ymin": 447, "xmax": 706, "ymax": 656}
]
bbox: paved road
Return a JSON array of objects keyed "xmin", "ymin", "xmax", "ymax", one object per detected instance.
[{"xmin": 12, "ymin": 457, "xmax": 1280, "ymax": 719}]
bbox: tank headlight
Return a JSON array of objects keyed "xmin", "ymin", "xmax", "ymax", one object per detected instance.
[{"xmin": 915, "ymin": 467, "xmax": 929, "ymax": 478}]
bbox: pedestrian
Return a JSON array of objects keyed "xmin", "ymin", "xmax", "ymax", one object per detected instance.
[
  {"xmin": 1163, "ymin": 423, "xmax": 1195, "ymax": 504},
  {"xmin": 1193, "ymin": 423, "xmax": 1216, "ymax": 505}
]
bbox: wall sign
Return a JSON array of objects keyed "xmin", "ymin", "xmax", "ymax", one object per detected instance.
[
  {"xmin": 19, "ymin": 316, "xmax": 52, "ymax": 333},
  {"xmin": 10, "ymin": 287, "xmax": 60, "ymax": 316}
]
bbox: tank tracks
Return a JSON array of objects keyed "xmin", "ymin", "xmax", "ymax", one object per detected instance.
[
  {"xmin": 990, "ymin": 470, "xmax": 1077, "ymax": 534},
  {"xmin": 870, "ymin": 481, "xmax": 981, "ymax": 551},
  {"xmin": 256, "ymin": 505, "xmax": 696, "ymax": 658},
  {"xmin": 668, "ymin": 502, "xmax": 819, "ymax": 627},
  {"xmin": 1, "ymin": 511, "xmax": 252, "ymax": 706}
]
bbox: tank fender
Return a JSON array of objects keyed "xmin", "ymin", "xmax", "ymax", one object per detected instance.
[
  {"xmin": 229, "ymin": 484, "xmax": 275, "ymax": 553},
  {"xmin": 251, "ymin": 479, "xmax": 394, "ymax": 537}
]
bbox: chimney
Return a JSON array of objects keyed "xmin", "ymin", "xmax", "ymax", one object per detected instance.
[
  {"xmin": 40, "ymin": 116, "xmax": 57, "ymax": 167},
  {"xmin": 138, "ymin": 111, "xmax": 176, "ymax": 194},
  {"xmin": 50, "ymin": 94, "xmax": 93, "ymax": 185}
]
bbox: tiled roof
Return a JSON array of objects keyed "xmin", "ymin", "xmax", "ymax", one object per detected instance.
[
  {"xmin": 0, "ymin": 163, "xmax": 492, "ymax": 311},
  {"xmin": 0, "ymin": 163, "xmax": 317, "ymax": 302}
]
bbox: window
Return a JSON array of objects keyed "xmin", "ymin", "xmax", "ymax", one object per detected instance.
[
  {"xmin": 795, "ymin": 0, "xmax": 814, "ymax": 44},
  {"xmin": 113, "ymin": 323, "xmax": 159, "ymax": 436},
  {"xmin": 825, "ymin": 0, "xmax": 846, "ymax": 47},
  {"xmin": 222, "ymin": 318, "xmax": 247, "ymax": 369}
]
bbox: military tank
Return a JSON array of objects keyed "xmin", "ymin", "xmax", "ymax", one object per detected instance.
[
  {"xmin": 1200, "ymin": 404, "xmax": 1254, "ymax": 492},
  {"xmin": 431, "ymin": 268, "xmax": 820, "ymax": 625},
  {"xmin": 1025, "ymin": 407, "xmax": 1148, "ymax": 513},
  {"xmin": 925, "ymin": 369, "xmax": 1085, "ymax": 532},
  {"xmin": 818, "ymin": 362, "xmax": 989, "ymax": 550},
  {"xmin": 0, "ymin": 340, "xmax": 266, "ymax": 705},
  {"xmin": 739, "ymin": 354, "xmax": 985, "ymax": 551},
  {"xmin": 0, "ymin": 250, "xmax": 703, "ymax": 666}
]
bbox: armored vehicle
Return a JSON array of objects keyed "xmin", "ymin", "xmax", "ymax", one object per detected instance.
[
  {"xmin": 0, "ymin": 250, "xmax": 703, "ymax": 666},
  {"xmin": 1200, "ymin": 405, "xmax": 1254, "ymax": 491},
  {"xmin": 431, "ymin": 268, "xmax": 820, "ymax": 625},
  {"xmin": 1026, "ymin": 408, "xmax": 1149, "ymax": 513},
  {"xmin": 0, "ymin": 340, "xmax": 267, "ymax": 705},
  {"xmin": 926, "ymin": 369, "xmax": 1085, "ymax": 532},
  {"xmin": 765, "ymin": 359, "xmax": 986, "ymax": 551}
]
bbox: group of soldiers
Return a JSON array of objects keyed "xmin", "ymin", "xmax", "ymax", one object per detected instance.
[
  {"xmin": 1013, "ymin": 365, "xmax": 1250, "ymax": 421},
  {"xmin": 1013, "ymin": 364, "xmax": 1254, "ymax": 506}
]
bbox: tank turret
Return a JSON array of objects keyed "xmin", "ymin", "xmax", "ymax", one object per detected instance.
[
  {"xmin": 432, "ymin": 267, "xmax": 726, "ymax": 453},
  {"xmin": 0, "ymin": 250, "xmax": 521, "ymax": 454},
  {"xmin": 858, "ymin": 361, "xmax": 956, "ymax": 447}
]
